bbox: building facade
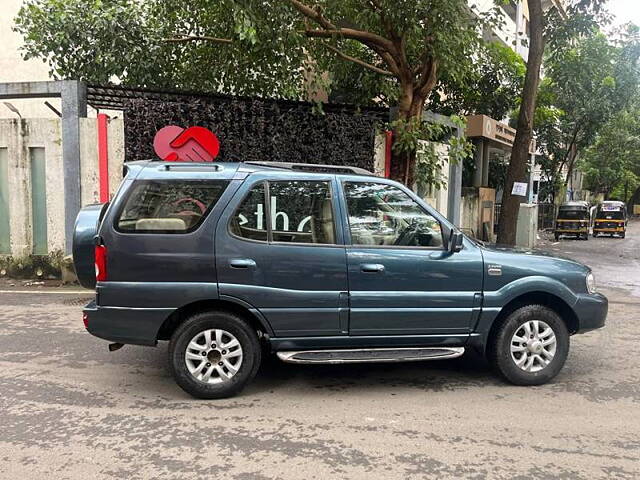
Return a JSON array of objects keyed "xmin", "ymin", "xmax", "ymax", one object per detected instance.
[{"xmin": 0, "ymin": 0, "xmax": 61, "ymax": 119}]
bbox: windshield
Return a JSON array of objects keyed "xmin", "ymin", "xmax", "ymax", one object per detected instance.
[
  {"xmin": 597, "ymin": 209, "xmax": 624, "ymax": 220},
  {"xmin": 558, "ymin": 209, "xmax": 587, "ymax": 219}
]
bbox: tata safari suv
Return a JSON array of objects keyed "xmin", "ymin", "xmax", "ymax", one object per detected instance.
[{"xmin": 74, "ymin": 161, "xmax": 607, "ymax": 399}]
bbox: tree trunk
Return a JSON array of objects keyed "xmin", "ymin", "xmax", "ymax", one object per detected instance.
[
  {"xmin": 629, "ymin": 185, "xmax": 640, "ymax": 209},
  {"xmin": 496, "ymin": 0, "xmax": 545, "ymax": 245},
  {"xmin": 389, "ymin": 86, "xmax": 425, "ymax": 188},
  {"xmin": 564, "ymin": 143, "xmax": 578, "ymax": 187}
]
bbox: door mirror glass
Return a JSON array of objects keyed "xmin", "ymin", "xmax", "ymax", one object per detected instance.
[{"xmin": 344, "ymin": 182, "xmax": 444, "ymax": 248}]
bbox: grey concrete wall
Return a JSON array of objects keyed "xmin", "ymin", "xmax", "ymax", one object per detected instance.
[
  {"xmin": 372, "ymin": 133, "xmax": 386, "ymax": 177},
  {"xmin": 460, "ymin": 189, "xmax": 480, "ymax": 237},
  {"xmin": 516, "ymin": 203, "xmax": 538, "ymax": 248},
  {"xmin": 0, "ymin": 119, "xmax": 63, "ymax": 256},
  {"xmin": 0, "ymin": 117, "xmax": 124, "ymax": 257}
]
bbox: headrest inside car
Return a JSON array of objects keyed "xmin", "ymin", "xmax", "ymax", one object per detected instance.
[{"xmin": 135, "ymin": 218, "xmax": 187, "ymax": 231}]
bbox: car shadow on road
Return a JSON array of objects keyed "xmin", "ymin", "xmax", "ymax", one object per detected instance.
[
  {"xmin": 244, "ymin": 351, "xmax": 503, "ymax": 396},
  {"xmin": 105, "ymin": 342, "xmax": 506, "ymax": 399}
]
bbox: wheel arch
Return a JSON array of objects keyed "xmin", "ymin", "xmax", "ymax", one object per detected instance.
[
  {"xmin": 473, "ymin": 291, "xmax": 579, "ymax": 357},
  {"xmin": 157, "ymin": 298, "xmax": 274, "ymax": 341}
]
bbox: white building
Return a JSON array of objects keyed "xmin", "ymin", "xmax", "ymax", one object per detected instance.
[
  {"xmin": 470, "ymin": 0, "xmax": 531, "ymax": 62},
  {"xmin": 0, "ymin": 0, "xmax": 60, "ymax": 119}
]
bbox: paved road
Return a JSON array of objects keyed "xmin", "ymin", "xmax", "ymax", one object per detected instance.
[{"xmin": 1, "ymin": 222, "xmax": 639, "ymax": 479}]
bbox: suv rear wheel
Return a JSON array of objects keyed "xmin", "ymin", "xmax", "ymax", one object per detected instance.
[
  {"xmin": 169, "ymin": 311, "xmax": 262, "ymax": 399},
  {"xmin": 489, "ymin": 305, "xmax": 569, "ymax": 385}
]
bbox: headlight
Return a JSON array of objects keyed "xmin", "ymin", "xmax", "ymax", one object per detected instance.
[{"xmin": 586, "ymin": 272, "xmax": 597, "ymax": 294}]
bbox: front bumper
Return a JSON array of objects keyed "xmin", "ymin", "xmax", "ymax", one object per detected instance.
[
  {"xmin": 83, "ymin": 300, "xmax": 172, "ymax": 346},
  {"xmin": 593, "ymin": 228, "xmax": 625, "ymax": 233},
  {"xmin": 573, "ymin": 293, "xmax": 608, "ymax": 333}
]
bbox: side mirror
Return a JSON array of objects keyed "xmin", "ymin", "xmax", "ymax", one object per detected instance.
[{"xmin": 449, "ymin": 231, "xmax": 464, "ymax": 254}]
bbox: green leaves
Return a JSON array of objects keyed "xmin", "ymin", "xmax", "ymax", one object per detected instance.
[
  {"xmin": 535, "ymin": 25, "xmax": 640, "ymax": 198},
  {"xmin": 581, "ymin": 102, "xmax": 640, "ymax": 199},
  {"xmin": 390, "ymin": 116, "xmax": 473, "ymax": 192},
  {"xmin": 428, "ymin": 41, "xmax": 526, "ymax": 119}
]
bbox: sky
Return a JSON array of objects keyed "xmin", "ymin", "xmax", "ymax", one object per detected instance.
[{"xmin": 607, "ymin": 0, "xmax": 640, "ymax": 27}]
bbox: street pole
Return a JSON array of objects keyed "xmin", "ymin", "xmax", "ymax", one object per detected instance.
[{"xmin": 528, "ymin": 153, "xmax": 535, "ymax": 204}]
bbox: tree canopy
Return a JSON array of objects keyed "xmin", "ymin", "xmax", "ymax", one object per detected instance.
[
  {"xmin": 581, "ymin": 101, "xmax": 640, "ymax": 201},
  {"xmin": 15, "ymin": 0, "xmax": 511, "ymax": 185},
  {"xmin": 14, "ymin": 0, "xmax": 308, "ymax": 97},
  {"xmin": 533, "ymin": 26, "xmax": 640, "ymax": 201},
  {"xmin": 428, "ymin": 41, "xmax": 526, "ymax": 120}
]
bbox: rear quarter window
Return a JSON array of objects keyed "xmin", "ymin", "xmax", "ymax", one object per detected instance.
[{"xmin": 115, "ymin": 180, "xmax": 228, "ymax": 234}]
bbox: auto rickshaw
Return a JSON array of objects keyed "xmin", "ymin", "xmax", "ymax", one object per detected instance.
[
  {"xmin": 554, "ymin": 201, "xmax": 590, "ymax": 240},
  {"xmin": 593, "ymin": 200, "xmax": 627, "ymax": 238}
]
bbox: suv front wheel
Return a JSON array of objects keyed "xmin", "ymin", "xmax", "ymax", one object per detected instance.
[
  {"xmin": 169, "ymin": 311, "xmax": 262, "ymax": 399},
  {"xmin": 489, "ymin": 305, "xmax": 569, "ymax": 385}
]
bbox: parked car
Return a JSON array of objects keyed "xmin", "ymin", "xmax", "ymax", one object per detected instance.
[
  {"xmin": 554, "ymin": 201, "xmax": 590, "ymax": 241},
  {"xmin": 74, "ymin": 161, "xmax": 608, "ymax": 398},
  {"xmin": 593, "ymin": 200, "xmax": 627, "ymax": 238}
]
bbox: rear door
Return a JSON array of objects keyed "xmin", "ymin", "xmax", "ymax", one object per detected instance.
[
  {"xmin": 339, "ymin": 179, "xmax": 483, "ymax": 338},
  {"xmin": 216, "ymin": 174, "xmax": 349, "ymax": 337}
]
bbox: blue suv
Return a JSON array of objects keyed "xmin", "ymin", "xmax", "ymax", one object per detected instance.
[{"xmin": 74, "ymin": 161, "xmax": 607, "ymax": 398}]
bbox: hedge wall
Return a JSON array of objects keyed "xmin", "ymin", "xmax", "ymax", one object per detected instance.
[{"xmin": 122, "ymin": 94, "xmax": 388, "ymax": 171}]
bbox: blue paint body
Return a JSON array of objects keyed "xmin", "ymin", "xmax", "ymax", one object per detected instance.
[{"xmin": 77, "ymin": 161, "xmax": 607, "ymax": 353}]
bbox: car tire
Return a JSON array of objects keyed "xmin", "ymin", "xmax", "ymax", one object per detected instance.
[
  {"xmin": 169, "ymin": 311, "xmax": 262, "ymax": 399},
  {"xmin": 621, "ymin": 232, "xmax": 626, "ymax": 239},
  {"xmin": 488, "ymin": 305, "xmax": 569, "ymax": 386},
  {"xmin": 554, "ymin": 233, "xmax": 559, "ymax": 241}
]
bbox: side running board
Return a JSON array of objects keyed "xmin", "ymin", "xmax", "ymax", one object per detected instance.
[{"xmin": 277, "ymin": 347, "xmax": 464, "ymax": 364}]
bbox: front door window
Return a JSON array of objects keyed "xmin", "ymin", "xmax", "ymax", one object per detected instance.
[{"xmin": 343, "ymin": 182, "xmax": 443, "ymax": 248}]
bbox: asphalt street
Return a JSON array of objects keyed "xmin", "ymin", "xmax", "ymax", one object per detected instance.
[{"xmin": 0, "ymin": 221, "xmax": 639, "ymax": 479}]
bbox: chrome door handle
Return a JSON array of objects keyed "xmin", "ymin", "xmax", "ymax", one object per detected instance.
[
  {"xmin": 360, "ymin": 263, "xmax": 385, "ymax": 273},
  {"xmin": 230, "ymin": 258, "xmax": 256, "ymax": 269}
]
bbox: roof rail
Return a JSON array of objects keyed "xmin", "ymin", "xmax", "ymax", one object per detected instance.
[
  {"xmin": 156, "ymin": 163, "xmax": 222, "ymax": 172},
  {"xmin": 243, "ymin": 161, "xmax": 374, "ymax": 176}
]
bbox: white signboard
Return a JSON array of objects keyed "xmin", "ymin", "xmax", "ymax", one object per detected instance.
[
  {"xmin": 601, "ymin": 205, "xmax": 621, "ymax": 211},
  {"xmin": 511, "ymin": 182, "xmax": 528, "ymax": 197}
]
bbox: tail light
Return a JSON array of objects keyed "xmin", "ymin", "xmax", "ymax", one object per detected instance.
[
  {"xmin": 82, "ymin": 312, "xmax": 89, "ymax": 329},
  {"xmin": 95, "ymin": 244, "xmax": 107, "ymax": 282}
]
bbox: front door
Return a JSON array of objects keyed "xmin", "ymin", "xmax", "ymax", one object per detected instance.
[
  {"xmin": 216, "ymin": 175, "xmax": 348, "ymax": 337},
  {"xmin": 340, "ymin": 180, "xmax": 483, "ymax": 337}
]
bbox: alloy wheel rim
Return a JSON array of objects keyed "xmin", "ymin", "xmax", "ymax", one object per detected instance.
[
  {"xmin": 185, "ymin": 329, "xmax": 243, "ymax": 384},
  {"xmin": 510, "ymin": 320, "xmax": 557, "ymax": 373}
]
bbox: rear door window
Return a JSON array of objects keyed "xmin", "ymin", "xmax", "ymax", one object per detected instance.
[
  {"xmin": 269, "ymin": 180, "xmax": 336, "ymax": 244},
  {"xmin": 116, "ymin": 180, "xmax": 228, "ymax": 233},
  {"xmin": 229, "ymin": 180, "xmax": 337, "ymax": 244}
]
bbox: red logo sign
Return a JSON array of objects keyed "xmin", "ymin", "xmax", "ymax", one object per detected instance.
[{"xmin": 153, "ymin": 125, "xmax": 220, "ymax": 162}]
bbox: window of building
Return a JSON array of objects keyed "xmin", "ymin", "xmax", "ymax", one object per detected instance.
[
  {"xmin": 344, "ymin": 182, "xmax": 443, "ymax": 248},
  {"xmin": 116, "ymin": 181, "xmax": 228, "ymax": 233}
]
